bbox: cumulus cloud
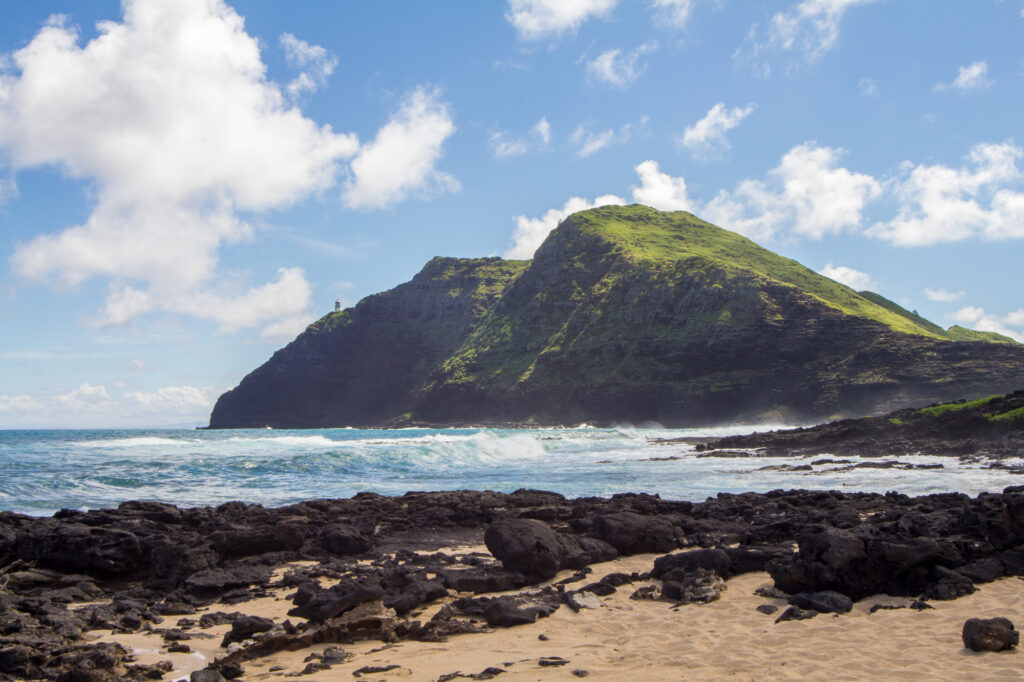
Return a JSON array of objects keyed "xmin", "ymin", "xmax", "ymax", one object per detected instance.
[
  {"xmin": 867, "ymin": 141, "xmax": 1024, "ymax": 246},
  {"xmin": 506, "ymin": 0, "xmax": 617, "ymax": 41},
  {"xmin": 586, "ymin": 42, "xmax": 657, "ymax": 88},
  {"xmin": 741, "ymin": 0, "xmax": 879, "ymax": 72},
  {"xmin": 0, "ymin": 383, "xmax": 220, "ymax": 426},
  {"xmin": 505, "ymin": 194, "xmax": 625, "ymax": 259},
  {"xmin": 0, "ymin": 394, "xmax": 42, "ymax": 413},
  {"xmin": 925, "ymin": 288, "xmax": 965, "ymax": 303},
  {"xmin": 703, "ymin": 142, "xmax": 882, "ymax": 241},
  {"xmin": 1, "ymin": 1, "xmax": 456, "ymax": 336},
  {"xmin": 343, "ymin": 87, "xmax": 458, "ymax": 209},
  {"xmin": 280, "ymin": 32, "xmax": 337, "ymax": 100},
  {"xmin": 489, "ymin": 117, "xmax": 552, "ymax": 159},
  {"xmin": 952, "ymin": 306, "xmax": 1024, "ymax": 343},
  {"xmin": 630, "ymin": 160, "xmax": 694, "ymax": 211},
  {"xmin": 819, "ymin": 263, "xmax": 874, "ymax": 290},
  {"xmin": 677, "ymin": 102, "xmax": 756, "ymax": 159},
  {"xmin": 934, "ymin": 61, "xmax": 992, "ymax": 92},
  {"xmin": 650, "ymin": 0, "xmax": 694, "ymax": 29}
]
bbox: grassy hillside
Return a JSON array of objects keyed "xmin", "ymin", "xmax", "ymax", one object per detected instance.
[
  {"xmin": 946, "ymin": 325, "xmax": 1020, "ymax": 345},
  {"xmin": 563, "ymin": 205, "xmax": 948, "ymax": 338},
  {"xmin": 857, "ymin": 291, "xmax": 948, "ymax": 337}
]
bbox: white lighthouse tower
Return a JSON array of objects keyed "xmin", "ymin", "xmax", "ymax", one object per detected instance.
[{"xmin": 334, "ymin": 299, "xmax": 341, "ymax": 312}]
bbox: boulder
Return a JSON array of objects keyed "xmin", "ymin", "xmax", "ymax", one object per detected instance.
[
  {"xmin": 210, "ymin": 526, "xmax": 304, "ymax": 558},
  {"xmin": 775, "ymin": 606, "xmax": 817, "ymax": 623},
  {"xmin": 150, "ymin": 544, "xmax": 217, "ymax": 585},
  {"xmin": 589, "ymin": 513, "xmax": 678, "ymax": 555},
  {"xmin": 652, "ymin": 549, "xmax": 731, "ymax": 579},
  {"xmin": 288, "ymin": 582, "xmax": 385, "ymax": 623},
  {"xmin": 661, "ymin": 568, "xmax": 726, "ymax": 605},
  {"xmin": 0, "ymin": 644, "xmax": 34, "ymax": 677},
  {"xmin": 183, "ymin": 565, "xmax": 272, "ymax": 598},
  {"xmin": 922, "ymin": 567, "xmax": 976, "ymax": 601},
  {"xmin": 484, "ymin": 519, "xmax": 610, "ymax": 581},
  {"xmin": 788, "ymin": 591, "xmax": 853, "ymax": 614},
  {"xmin": 962, "ymin": 617, "xmax": 1019, "ymax": 652},
  {"xmin": 724, "ymin": 546, "xmax": 791, "ymax": 576},
  {"xmin": 220, "ymin": 615, "xmax": 275, "ymax": 647},
  {"xmin": 384, "ymin": 580, "xmax": 448, "ymax": 616},
  {"xmin": 320, "ymin": 524, "xmax": 372, "ymax": 556},
  {"xmin": 482, "ymin": 591, "xmax": 560, "ymax": 627},
  {"xmin": 16, "ymin": 524, "xmax": 143, "ymax": 577},
  {"xmin": 437, "ymin": 567, "xmax": 528, "ymax": 594}
]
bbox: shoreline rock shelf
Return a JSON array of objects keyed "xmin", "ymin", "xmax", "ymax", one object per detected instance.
[{"xmin": 3, "ymin": 486, "xmax": 1024, "ymax": 679}]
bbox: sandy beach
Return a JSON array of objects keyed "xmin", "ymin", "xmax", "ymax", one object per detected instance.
[{"xmin": 88, "ymin": 549, "xmax": 1022, "ymax": 681}]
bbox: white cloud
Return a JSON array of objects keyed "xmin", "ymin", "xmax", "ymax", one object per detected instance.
[
  {"xmin": 506, "ymin": 0, "xmax": 618, "ymax": 41},
  {"xmin": 951, "ymin": 306, "xmax": 1024, "ymax": 343},
  {"xmin": 0, "ymin": 394, "xmax": 42, "ymax": 413},
  {"xmin": 343, "ymin": 87, "xmax": 458, "ymax": 209},
  {"xmin": 677, "ymin": 102, "xmax": 756, "ymax": 159},
  {"xmin": 570, "ymin": 118, "xmax": 643, "ymax": 157},
  {"xmin": 924, "ymin": 288, "xmax": 965, "ymax": 303},
  {"xmin": 819, "ymin": 263, "xmax": 874, "ymax": 290},
  {"xmin": 703, "ymin": 142, "xmax": 882, "ymax": 241},
  {"xmin": 650, "ymin": 0, "xmax": 694, "ymax": 29},
  {"xmin": 280, "ymin": 32, "xmax": 337, "ymax": 101},
  {"xmin": 0, "ymin": 176, "xmax": 17, "ymax": 205},
  {"xmin": 586, "ymin": 42, "xmax": 657, "ymax": 88},
  {"xmin": 742, "ymin": 0, "xmax": 880, "ymax": 72},
  {"xmin": 0, "ymin": 382, "xmax": 220, "ymax": 426},
  {"xmin": 867, "ymin": 141, "xmax": 1024, "ymax": 246},
  {"xmin": 125, "ymin": 385, "xmax": 218, "ymax": 411},
  {"xmin": 533, "ymin": 118, "xmax": 553, "ymax": 145},
  {"xmin": 859, "ymin": 77, "xmax": 877, "ymax": 96},
  {"xmin": 572, "ymin": 127, "xmax": 616, "ymax": 157},
  {"xmin": 489, "ymin": 117, "xmax": 552, "ymax": 159},
  {"xmin": 1, "ymin": 1, "xmax": 455, "ymax": 336},
  {"xmin": 505, "ymin": 194, "xmax": 626, "ymax": 258},
  {"xmin": 55, "ymin": 383, "xmax": 111, "ymax": 408},
  {"xmin": 934, "ymin": 61, "xmax": 992, "ymax": 92},
  {"xmin": 630, "ymin": 160, "xmax": 694, "ymax": 211}
]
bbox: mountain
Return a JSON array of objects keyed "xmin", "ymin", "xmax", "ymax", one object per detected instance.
[{"xmin": 208, "ymin": 205, "xmax": 1024, "ymax": 428}]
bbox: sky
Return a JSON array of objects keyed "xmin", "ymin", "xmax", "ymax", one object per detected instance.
[{"xmin": 0, "ymin": 0, "xmax": 1023, "ymax": 428}]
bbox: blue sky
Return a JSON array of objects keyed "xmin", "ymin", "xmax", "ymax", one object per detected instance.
[{"xmin": 1, "ymin": 0, "xmax": 1023, "ymax": 427}]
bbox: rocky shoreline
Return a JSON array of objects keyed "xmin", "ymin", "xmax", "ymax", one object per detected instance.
[
  {"xmin": 2, "ymin": 485, "xmax": 1024, "ymax": 679},
  {"xmin": 689, "ymin": 389, "xmax": 1024, "ymax": 459}
]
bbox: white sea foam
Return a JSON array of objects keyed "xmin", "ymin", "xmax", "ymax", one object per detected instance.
[
  {"xmin": 71, "ymin": 436, "xmax": 199, "ymax": 448},
  {"xmin": 5, "ymin": 426, "xmax": 1018, "ymax": 516}
]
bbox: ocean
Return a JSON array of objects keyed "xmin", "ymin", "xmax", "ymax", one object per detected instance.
[{"xmin": 0, "ymin": 425, "xmax": 1019, "ymax": 517}]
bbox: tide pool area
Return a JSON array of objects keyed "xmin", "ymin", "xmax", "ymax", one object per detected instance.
[{"xmin": 0, "ymin": 425, "xmax": 1019, "ymax": 516}]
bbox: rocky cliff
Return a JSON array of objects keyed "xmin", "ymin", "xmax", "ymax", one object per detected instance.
[{"xmin": 208, "ymin": 205, "xmax": 1024, "ymax": 428}]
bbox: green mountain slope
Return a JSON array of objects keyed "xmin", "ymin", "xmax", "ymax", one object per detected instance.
[
  {"xmin": 945, "ymin": 325, "xmax": 1020, "ymax": 345},
  {"xmin": 209, "ymin": 205, "xmax": 1024, "ymax": 428}
]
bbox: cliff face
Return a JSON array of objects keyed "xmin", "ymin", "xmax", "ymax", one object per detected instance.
[
  {"xmin": 208, "ymin": 257, "xmax": 528, "ymax": 428},
  {"xmin": 208, "ymin": 205, "xmax": 1024, "ymax": 428}
]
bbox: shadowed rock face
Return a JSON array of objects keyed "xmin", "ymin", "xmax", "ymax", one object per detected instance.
[{"xmin": 208, "ymin": 205, "xmax": 1024, "ymax": 429}]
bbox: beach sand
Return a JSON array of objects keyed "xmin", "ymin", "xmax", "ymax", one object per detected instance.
[{"xmin": 88, "ymin": 549, "xmax": 1023, "ymax": 681}]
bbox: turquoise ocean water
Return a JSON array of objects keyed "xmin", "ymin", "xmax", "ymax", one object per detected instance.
[{"xmin": 1, "ymin": 426, "xmax": 1019, "ymax": 517}]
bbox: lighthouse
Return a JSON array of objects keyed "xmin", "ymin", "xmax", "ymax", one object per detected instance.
[{"xmin": 334, "ymin": 299, "xmax": 341, "ymax": 312}]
